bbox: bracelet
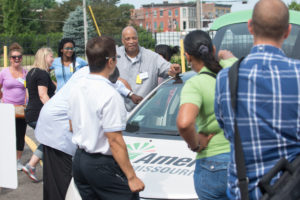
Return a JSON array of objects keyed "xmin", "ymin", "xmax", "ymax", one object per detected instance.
[{"xmin": 190, "ymin": 144, "xmax": 201, "ymax": 152}]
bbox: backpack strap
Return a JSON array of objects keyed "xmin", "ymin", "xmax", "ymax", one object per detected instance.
[
  {"xmin": 199, "ymin": 71, "xmax": 216, "ymax": 79},
  {"xmin": 228, "ymin": 57, "xmax": 249, "ymax": 200}
]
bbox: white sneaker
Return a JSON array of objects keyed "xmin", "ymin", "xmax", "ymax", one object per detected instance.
[{"xmin": 17, "ymin": 160, "xmax": 24, "ymax": 171}]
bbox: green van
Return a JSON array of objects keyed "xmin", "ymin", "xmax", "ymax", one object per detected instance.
[{"xmin": 210, "ymin": 10, "xmax": 300, "ymax": 59}]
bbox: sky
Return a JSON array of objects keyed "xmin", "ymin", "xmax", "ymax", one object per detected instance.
[{"xmin": 117, "ymin": 0, "xmax": 295, "ymax": 11}]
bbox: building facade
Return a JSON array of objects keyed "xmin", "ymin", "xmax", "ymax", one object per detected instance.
[{"xmin": 130, "ymin": 1, "xmax": 231, "ymax": 32}]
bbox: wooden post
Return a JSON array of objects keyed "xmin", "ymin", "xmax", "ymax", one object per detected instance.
[
  {"xmin": 180, "ymin": 38, "xmax": 186, "ymax": 73},
  {"xmin": 4, "ymin": 46, "xmax": 7, "ymax": 68},
  {"xmin": 88, "ymin": 6, "xmax": 101, "ymax": 36}
]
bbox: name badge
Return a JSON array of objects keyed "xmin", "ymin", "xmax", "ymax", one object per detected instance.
[
  {"xmin": 17, "ymin": 78, "xmax": 25, "ymax": 87},
  {"xmin": 70, "ymin": 66, "xmax": 74, "ymax": 73},
  {"xmin": 69, "ymin": 62, "xmax": 79, "ymax": 72},
  {"xmin": 139, "ymin": 72, "xmax": 149, "ymax": 80},
  {"xmin": 136, "ymin": 74, "xmax": 142, "ymax": 84}
]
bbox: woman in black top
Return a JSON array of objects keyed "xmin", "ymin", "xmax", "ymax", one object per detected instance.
[{"xmin": 23, "ymin": 47, "xmax": 55, "ymax": 182}]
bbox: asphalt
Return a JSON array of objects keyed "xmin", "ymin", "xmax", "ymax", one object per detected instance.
[{"xmin": 0, "ymin": 126, "xmax": 43, "ymax": 200}]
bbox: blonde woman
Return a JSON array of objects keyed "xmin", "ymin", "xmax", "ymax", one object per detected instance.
[
  {"xmin": 0, "ymin": 42, "xmax": 27, "ymax": 170},
  {"xmin": 22, "ymin": 47, "xmax": 56, "ymax": 182}
]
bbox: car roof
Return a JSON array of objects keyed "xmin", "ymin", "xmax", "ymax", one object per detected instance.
[{"xmin": 210, "ymin": 10, "xmax": 300, "ymax": 31}]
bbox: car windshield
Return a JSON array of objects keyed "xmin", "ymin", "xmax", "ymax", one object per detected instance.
[
  {"xmin": 126, "ymin": 80, "xmax": 183, "ymax": 136},
  {"xmin": 213, "ymin": 23, "xmax": 300, "ymax": 59}
]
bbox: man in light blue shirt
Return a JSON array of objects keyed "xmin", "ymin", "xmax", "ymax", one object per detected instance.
[{"xmin": 117, "ymin": 26, "xmax": 181, "ymax": 111}]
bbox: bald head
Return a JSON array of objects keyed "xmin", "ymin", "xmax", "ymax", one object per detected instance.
[
  {"xmin": 122, "ymin": 26, "xmax": 139, "ymax": 57},
  {"xmin": 251, "ymin": 0, "xmax": 289, "ymax": 40},
  {"xmin": 122, "ymin": 26, "xmax": 138, "ymax": 39}
]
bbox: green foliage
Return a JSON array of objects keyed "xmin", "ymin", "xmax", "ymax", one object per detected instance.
[
  {"xmin": 0, "ymin": 32, "xmax": 62, "ymax": 55},
  {"xmin": 0, "ymin": 1, "xmax": 3, "ymax": 32},
  {"xmin": 2, "ymin": 0, "xmax": 23, "ymax": 35},
  {"xmin": 0, "ymin": 0, "xmax": 133, "ymax": 35},
  {"xmin": 2, "ymin": 0, "xmax": 41, "ymax": 35},
  {"xmin": 39, "ymin": 0, "xmax": 132, "ymax": 35},
  {"xmin": 40, "ymin": 0, "xmax": 82, "ymax": 34},
  {"xmin": 87, "ymin": 1, "xmax": 133, "ymax": 35},
  {"xmin": 289, "ymin": 1, "xmax": 300, "ymax": 11},
  {"xmin": 29, "ymin": 0, "xmax": 56, "ymax": 10},
  {"xmin": 136, "ymin": 26, "xmax": 156, "ymax": 49},
  {"xmin": 63, "ymin": 6, "xmax": 97, "ymax": 56}
]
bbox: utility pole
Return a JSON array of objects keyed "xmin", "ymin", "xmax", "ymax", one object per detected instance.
[
  {"xmin": 196, "ymin": 0, "xmax": 202, "ymax": 29},
  {"xmin": 152, "ymin": 2, "xmax": 154, "ymax": 34},
  {"xmin": 83, "ymin": 0, "xmax": 88, "ymax": 56},
  {"xmin": 200, "ymin": 0, "xmax": 202, "ymax": 29}
]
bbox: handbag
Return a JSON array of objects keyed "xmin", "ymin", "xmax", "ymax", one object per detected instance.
[
  {"xmin": 228, "ymin": 57, "xmax": 300, "ymax": 200},
  {"xmin": 14, "ymin": 105, "xmax": 26, "ymax": 118},
  {"xmin": 14, "ymin": 87, "xmax": 27, "ymax": 119},
  {"xmin": 259, "ymin": 156, "xmax": 300, "ymax": 200}
]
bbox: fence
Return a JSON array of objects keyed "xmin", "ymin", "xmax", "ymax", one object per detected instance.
[
  {"xmin": 154, "ymin": 32, "xmax": 182, "ymax": 47},
  {"xmin": 0, "ymin": 34, "xmax": 62, "ymax": 67},
  {"xmin": 0, "ymin": 31, "xmax": 198, "ymax": 67}
]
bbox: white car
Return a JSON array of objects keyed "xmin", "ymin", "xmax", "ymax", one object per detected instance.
[{"xmin": 66, "ymin": 71, "xmax": 198, "ymax": 200}]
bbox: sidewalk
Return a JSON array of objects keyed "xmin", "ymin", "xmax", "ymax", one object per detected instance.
[{"xmin": 0, "ymin": 126, "xmax": 43, "ymax": 200}]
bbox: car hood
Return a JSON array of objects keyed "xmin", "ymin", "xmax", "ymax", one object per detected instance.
[{"xmin": 124, "ymin": 134, "xmax": 198, "ymax": 199}]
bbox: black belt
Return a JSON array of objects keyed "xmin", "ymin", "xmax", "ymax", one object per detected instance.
[{"xmin": 77, "ymin": 147, "xmax": 113, "ymax": 158}]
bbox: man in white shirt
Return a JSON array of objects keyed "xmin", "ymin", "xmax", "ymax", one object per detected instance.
[
  {"xmin": 34, "ymin": 66, "xmax": 139, "ymax": 200},
  {"xmin": 68, "ymin": 36, "xmax": 144, "ymax": 200}
]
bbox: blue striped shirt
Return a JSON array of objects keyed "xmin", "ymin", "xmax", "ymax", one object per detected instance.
[{"xmin": 215, "ymin": 45, "xmax": 300, "ymax": 199}]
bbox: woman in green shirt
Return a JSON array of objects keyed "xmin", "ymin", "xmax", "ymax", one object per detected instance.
[{"xmin": 177, "ymin": 30, "xmax": 232, "ymax": 200}]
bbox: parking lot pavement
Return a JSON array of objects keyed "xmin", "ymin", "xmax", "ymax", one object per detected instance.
[{"xmin": 0, "ymin": 126, "xmax": 43, "ymax": 200}]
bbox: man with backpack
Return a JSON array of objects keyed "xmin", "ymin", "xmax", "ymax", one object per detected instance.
[{"xmin": 214, "ymin": 0, "xmax": 300, "ymax": 199}]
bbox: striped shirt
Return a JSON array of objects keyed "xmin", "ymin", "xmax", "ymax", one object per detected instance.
[{"xmin": 215, "ymin": 45, "xmax": 300, "ymax": 199}]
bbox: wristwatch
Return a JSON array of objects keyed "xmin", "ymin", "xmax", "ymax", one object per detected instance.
[
  {"xmin": 128, "ymin": 91, "xmax": 134, "ymax": 98},
  {"xmin": 190, "ymin": 144, "xmax": 201, "ymax": 152}
]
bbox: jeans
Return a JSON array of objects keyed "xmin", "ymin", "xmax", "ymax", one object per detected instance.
[
  {"xmin": 27, "ymin": 121, "xmax": 43, "ymax": 159},
  {"xmin": 27, "ymin": 121, "xmax": 37, "ymax": 129},
  {"xmin": 194, "ymin": 153, "xmax": 230, "ymax": 200}
]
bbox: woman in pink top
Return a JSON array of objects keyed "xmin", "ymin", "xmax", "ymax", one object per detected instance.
[{"xmin": 0, "ymin": 42, "xmax": 27, "ymax": 170}]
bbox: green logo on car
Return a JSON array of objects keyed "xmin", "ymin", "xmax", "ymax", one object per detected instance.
[{"xmin": 127, "ymin": 142, "xmax": 155, "ymax": 160}]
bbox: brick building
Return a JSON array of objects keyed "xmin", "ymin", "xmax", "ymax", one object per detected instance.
[{"xmin": 130, "ymin": 1, "xmax": 231, "ymax": 32}]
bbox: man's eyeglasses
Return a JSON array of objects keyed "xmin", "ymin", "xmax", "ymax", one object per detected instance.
[
  {"xmin": 105, "ymin": 55, "xmax": 121, "ymax": 61},
  {"xmin": 11, "ymin": 55, "xmax": 23, "ymax": 60},
  {"xmin": 64, "ymin": 47, "xmax": 74, "ymax": 51}
]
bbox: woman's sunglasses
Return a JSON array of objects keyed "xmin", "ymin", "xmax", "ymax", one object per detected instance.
[
  {"xmin": 11, "ymin": 55, "xmax": 23, "ymax": 60},
  {"xmin": 64, "ymin": 47, "xmax": 74, "ymax": 51}
]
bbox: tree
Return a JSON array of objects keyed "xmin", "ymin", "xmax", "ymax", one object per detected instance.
[
  {"xmin": 29, "ymin": 0, "xmax": 56, "ymax": 10},
  {"xmin": 39, "ymin": 0, "xmax": 132, "ymax": 35},
  {"xmin": 2, "ymin": 0, "xmax": 42, "ymax": 35},
  {"xmin": 2, "ymin": 0, "xmax": 23, "ymax": 35},
  {"xmin": 40, "ymin": 0, "xmax": 82, "ymax": 34},
  {"xmin": 63, "ymin": 5, "xmax": 97, "ymax": 55},
  {"xmin": 0, "ymin": 1, "xmax": 3, "ymax": 32},
  {"xmin": 85, "ymin": 2, "xmax": 133, "ymax": 35},
  {"xmin": 135, "ymin": 26, "xmax": 156, "ymax": 49},
  {"xmin": 289, "ymin": 1, "xmax": 300, "ymax": 11}
]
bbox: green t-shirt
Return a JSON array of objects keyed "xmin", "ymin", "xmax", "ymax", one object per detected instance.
[{"xmin": 180, "ymin": 58, "xmax": 237, "ymax": 159}]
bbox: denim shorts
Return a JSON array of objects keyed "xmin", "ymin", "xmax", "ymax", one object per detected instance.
[{"xmin": 193, "ymin": 153, "xmax": 230, "ymax": 200}]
